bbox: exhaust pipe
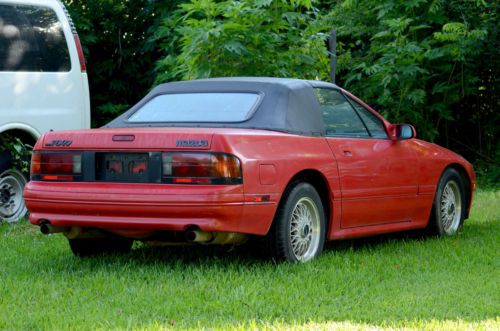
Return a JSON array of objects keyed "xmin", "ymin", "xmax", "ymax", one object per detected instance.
[
  {"xmin": 186, "ymin": 230, "xmax": 214, "ymax": 243},
  {"xmin": 185, "ymin": 230, "xmax": 248, "ymax": 245},
  {"xmin": 40, "ymin": 223, "xmax": 69, "ymax": 235},
  {"xmin": 39, "ymin": 223, "xmax": 95, "ymax": 239}
]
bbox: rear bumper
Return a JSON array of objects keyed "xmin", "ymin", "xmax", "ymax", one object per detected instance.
[{"xmin": 24, "ymin": 181, "xmax": 278, "ymax": 237}]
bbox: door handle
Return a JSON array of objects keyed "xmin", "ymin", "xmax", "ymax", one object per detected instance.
[{"xmin": 339, "ymin": 144, "xmax": 352, "ymax": 156}]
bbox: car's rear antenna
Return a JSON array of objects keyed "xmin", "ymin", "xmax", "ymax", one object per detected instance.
[{"xmin": 328, "ymin": 30, "xmax": 337, "ymax": 84}]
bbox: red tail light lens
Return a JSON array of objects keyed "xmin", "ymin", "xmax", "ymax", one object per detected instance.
[
  {"xmin": 74, "ymin": 34, "xmax": 86, "ymax": 72},
  {"xmin": 162, "ymin": 152, "xmax": 242, "ymax": 185},
  {"xmin": 31, "ymin": 152, "xmax": 82, "ymax": 181}
]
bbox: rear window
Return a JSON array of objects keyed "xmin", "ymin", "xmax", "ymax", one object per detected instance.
[
  {"xmin": 0, "ymin": 4, "xmax": 70, "ymax": 72},
  {"xmin": 128, "ymin": 93, "xmax": 261, "ymax": 123}
]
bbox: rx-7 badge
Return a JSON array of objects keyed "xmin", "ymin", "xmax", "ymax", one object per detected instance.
[{"xmin": 45, "ymin": 140, "xmax": 72, "ymax": 147}]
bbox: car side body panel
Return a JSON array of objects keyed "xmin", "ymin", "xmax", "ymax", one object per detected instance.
[
  {"xmin": 212, "ymin": 130, "xmax": 342, "ymax": 236},
  {"xmin": 327, "ymin": 137, "xmax": 418, "ymax": 228}
]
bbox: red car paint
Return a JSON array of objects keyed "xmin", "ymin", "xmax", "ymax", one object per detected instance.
[{"xmin": 24, "ymin": 121, "xmax": 475, "ymax": 241}]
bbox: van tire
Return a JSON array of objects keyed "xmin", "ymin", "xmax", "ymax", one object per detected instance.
[{"xmin": 0, "ymin": 168, "xmax": 28, "ymax": 223}]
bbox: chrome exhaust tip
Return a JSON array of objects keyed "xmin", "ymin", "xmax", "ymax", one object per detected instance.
[{"xmin": 39, "ymin": 222, "xmax": 69, "ymax": 235}]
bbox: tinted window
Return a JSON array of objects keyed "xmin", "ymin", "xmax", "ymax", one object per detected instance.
[
  {"xmin": 128, "ymin": 93, "xmax": 261, "ymax": 123},
  {"xmin": 348, "ymin": 97, "xmax": 388, "ymax": 138},
  {"xmin": 0, "ymin": 4, "xmax": 70, "ymax": 72},
  {"xmin": 314, "ymin": 88, "xmax": 369, "ymax": 137}
]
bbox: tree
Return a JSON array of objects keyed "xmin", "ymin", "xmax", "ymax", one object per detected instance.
[
  {"xmin": 63, "ymin": 0, "xmax": 181, "ymax": 126},
  {"xmin": 63, "ymin": 0, "xmax": 499, "ymax": 184},
  {"xmin": 154, "ymin": 0, "xmax": 330, "ymax": 82}
]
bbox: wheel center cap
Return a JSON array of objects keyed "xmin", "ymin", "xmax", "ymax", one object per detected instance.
[
  {"xmin": 448, "ymin": 204, "xmax": 455, "ymax": 214},
  {"xmin": 301, "ymin": 224, "xmax": 310, "ymax": 238}
]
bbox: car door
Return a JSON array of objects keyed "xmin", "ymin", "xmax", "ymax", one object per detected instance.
[{"xmin": 315, "ymin": 88, "xmax": 418, "ymax": 228}]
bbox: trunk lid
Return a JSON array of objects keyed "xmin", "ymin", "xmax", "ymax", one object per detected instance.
[{"xmin": 38, "ymin": 128, "xmax": 214, "ymax": 151}]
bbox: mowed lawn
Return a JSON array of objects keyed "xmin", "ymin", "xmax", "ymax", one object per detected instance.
[{"xmin": 0, "ymin": 190, "xmax": 498, "ymax": 330}]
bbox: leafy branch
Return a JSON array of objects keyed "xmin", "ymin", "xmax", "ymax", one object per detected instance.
[{"xmin": 0, "ymin": 135, "xmax": 32, "ymax": 173}]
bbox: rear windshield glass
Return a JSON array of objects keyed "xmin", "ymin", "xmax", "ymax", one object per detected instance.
[
  {"xmin": 128, "ymin": 93, "xmax": 261, "ymax": 123},
  {"xmin": 0, "ymin": 4, "xmax": 70, "ymax": 72}
]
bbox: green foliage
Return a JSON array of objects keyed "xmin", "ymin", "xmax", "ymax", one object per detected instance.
[
  {"xmin": 63, "ymin": 0, "xmax": 498, "ymax": 183},
  {"xmin": 0, "ymin": 135, "xmax": 31, "ymax": 172},
  {"xmin": 476, "ymin": 147, "xmax": 500, "ymax": 189},
  {"xmin": 329, "ymin": 0, "xmax": 491, "ymax": 142},
  {"xmin": 155, "ymin": 0, "xmax": 330, "ymax": 82},
  {"xmin": 62, "ymin": 0, "xmax": 181, "ymax": 126}
]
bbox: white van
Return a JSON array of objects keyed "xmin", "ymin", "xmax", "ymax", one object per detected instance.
[{"xmin": 0, "ymin": 0, "xmax": 90, "ymax": 222}]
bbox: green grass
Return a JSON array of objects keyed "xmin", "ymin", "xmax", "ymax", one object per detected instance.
[{"xmin": 0, "ymin": 190, "xmax": 499, "ymax": 330}]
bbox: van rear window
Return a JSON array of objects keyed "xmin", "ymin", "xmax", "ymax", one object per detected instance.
[
  {"xmin": 128, "ymin": 93, "xmax": 261, "ymax": 123},
  {"xmin": 0, "ymin": 4, "xmax": 70, "ymax": 72}
]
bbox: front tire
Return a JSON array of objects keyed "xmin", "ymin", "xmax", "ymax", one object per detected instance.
[
  {"xmin": 0, "ymin": 169, "xmax": 27, "ymax": 223},
  {"xmin": 427, "ymin": 168, "xmax": 466, "ymax": 236},
  {"xmin": 69, "ymin": 238, "xmax": 133, "ymax": 257},
  {"xmin": 264, "ymin": 182, "xmax": 326, "ymax": 262}
]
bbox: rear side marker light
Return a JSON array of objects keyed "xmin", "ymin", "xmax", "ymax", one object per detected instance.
[
  {"xmin": 31, "ymin": 152, "xmax": 82, "ymax": 181},
  {"xmin": 254, "ymin": 195, "xmax": 270, "ymax": 202},
  {"xmin": 161, "ymin": 152, "xmax": 242, "ymax": 185}
]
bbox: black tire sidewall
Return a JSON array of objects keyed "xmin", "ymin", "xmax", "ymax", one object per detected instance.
[
  {"xmin": 276, "ymin": 182, "xmax": 326, "ymax": 262},
  {"xmin": 0, "ymin": 151, "xmax": 13, "ymax": 174},
  {"xmin": 433, "ymin": 168, "xmax": 466, "ymax": 235}
]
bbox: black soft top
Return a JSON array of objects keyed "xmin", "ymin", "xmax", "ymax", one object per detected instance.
[{"xmin": 105, "ymin": 77, "xmax": 340, "ymax": 136}]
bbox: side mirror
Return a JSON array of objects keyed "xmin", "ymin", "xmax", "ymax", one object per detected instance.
[{"xmin": 388, "ymin": 124, "xmax": 416, "ymax": 141}]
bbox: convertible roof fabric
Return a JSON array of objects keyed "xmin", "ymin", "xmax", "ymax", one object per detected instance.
[{"xmin": 105, "ymin": 77, "xmax": 340, "ymax": 136}]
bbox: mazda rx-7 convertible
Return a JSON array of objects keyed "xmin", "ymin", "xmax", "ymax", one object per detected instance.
[{"xmin": 24, "ymin": 77, "xmax": 475, "ymax": 262}]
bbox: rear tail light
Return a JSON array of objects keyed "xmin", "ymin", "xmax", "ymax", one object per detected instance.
[
  {"xmin": 31, "ymin": 152, "xmax": 82, "ymax": 181},
  {"xmin": 30, "ymin": 151, "xmax": 242, "ymax": 185},
  {"xmin": 162, "ymin": 152, "xmax": 242, "ymax": 185},
  {"xmin": 74, "ymin": 34, "xmax": 86, "ymax": 72}
]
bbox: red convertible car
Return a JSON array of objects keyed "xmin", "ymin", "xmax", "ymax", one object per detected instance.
[{"xmin": 24, "ymin": 77, "xmax": 475, "ymax": 262}]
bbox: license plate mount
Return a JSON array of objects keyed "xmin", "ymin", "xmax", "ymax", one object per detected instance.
[{"xmin": 97, "ymin": 153, "xmax": 149, "ymax": 182}]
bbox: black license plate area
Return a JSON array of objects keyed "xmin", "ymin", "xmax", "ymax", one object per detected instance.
[{"xmin": 96, "ymin": 153, "xmax": 149, "ymax": 182}]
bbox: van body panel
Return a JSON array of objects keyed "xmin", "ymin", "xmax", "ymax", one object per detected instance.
[{"xmin": 0, "ymin": 0, "xmax": 91, "ymax": 135}]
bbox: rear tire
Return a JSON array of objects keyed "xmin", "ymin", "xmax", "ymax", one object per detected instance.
[
  {"xmin": 263, "ymin": 182, "xmax": 326, "ymax": 262},
  {"xmin": 69, "ymin": 238, "xmax": 133, "ymax": 257},
  {"xmin": 0, "ymin": 169, "xmax": 27, "ymax": 223},
  {"xmin": 427, "ymin": 168, "xmax": 466, "ymax": 236}
]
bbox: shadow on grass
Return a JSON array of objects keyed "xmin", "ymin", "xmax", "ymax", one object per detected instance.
[
  {"xmin": 63, "ymin": 217, "xmax": 496, "ymax": 274},
  {"xmin": 77, "ymin": 228, "xmax": 436, "ymax": 269},
  {"xmin": 30, "ymin": 215, "xmax": 495, "ymax": 270},
  {"xmin": 325, "ymin": 228, "xmax": 432, "ymax": 250}
]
